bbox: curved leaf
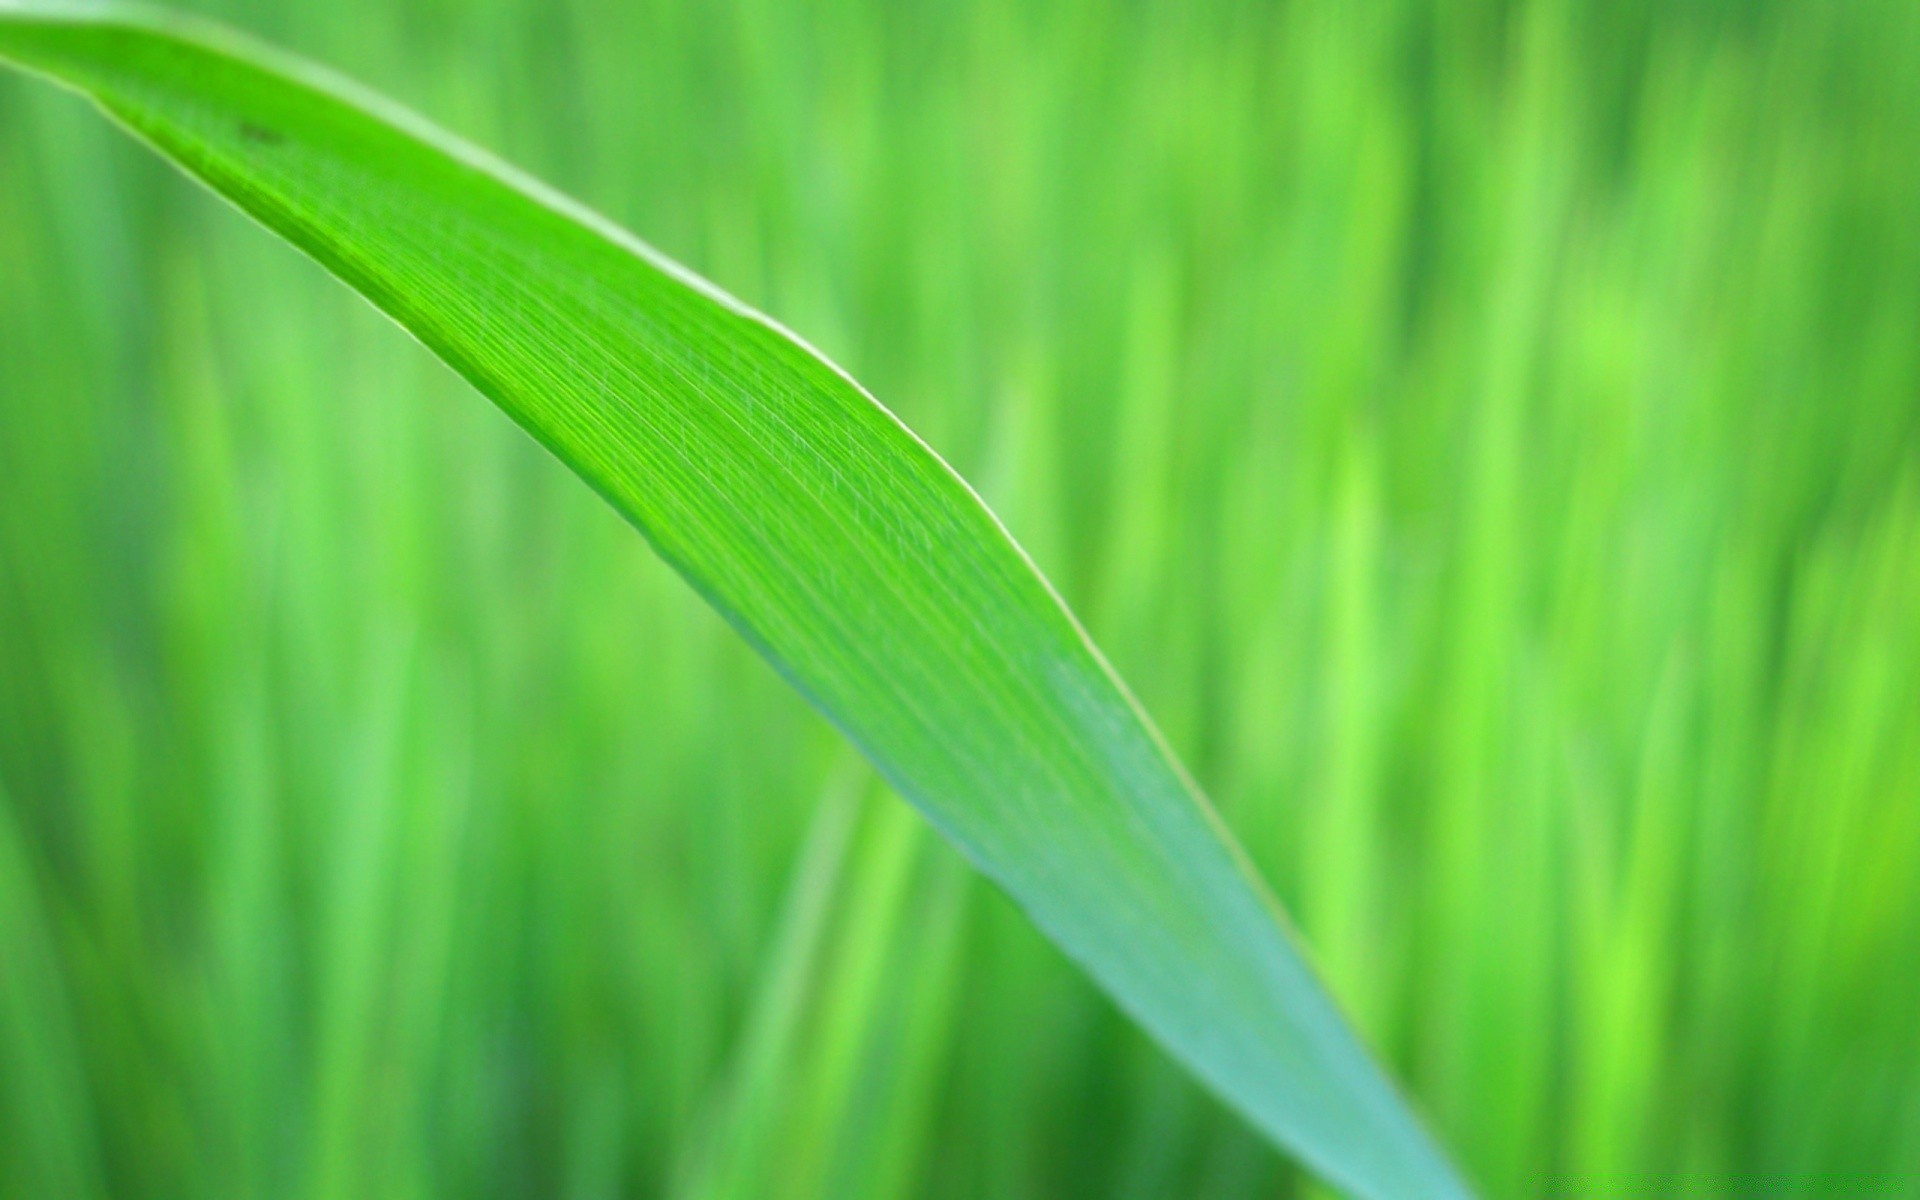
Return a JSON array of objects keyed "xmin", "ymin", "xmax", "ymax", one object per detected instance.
[{"xmin": 0, "ymin": 7, "xmax": 1465, "ymax": 1195}]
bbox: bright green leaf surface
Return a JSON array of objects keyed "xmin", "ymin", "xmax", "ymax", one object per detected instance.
[{"xmin": 0, "ymin": 6, "xmax": 1463, "ymax": 1195}]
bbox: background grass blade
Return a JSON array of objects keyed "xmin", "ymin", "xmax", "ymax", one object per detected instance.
[{"xmin": 0, "ymin": 6, "xmax": 1463, "ymax": 1197}]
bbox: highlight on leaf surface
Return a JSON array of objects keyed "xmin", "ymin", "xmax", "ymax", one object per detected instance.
[{"xmin": 0, "ymin": 6, "xmax": 1467, "ymax": 1196}]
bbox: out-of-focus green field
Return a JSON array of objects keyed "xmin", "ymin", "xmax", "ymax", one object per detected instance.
[{"xmin": 2, "ymin": 0, "xmax": 1917, "ymax": 1195}]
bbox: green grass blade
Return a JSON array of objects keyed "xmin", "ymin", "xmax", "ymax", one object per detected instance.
[{"xmin": 0, "ymin": 7, "xmax": 1464, "ymax": 1195}]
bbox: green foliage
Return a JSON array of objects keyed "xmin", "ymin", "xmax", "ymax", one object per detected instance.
[
  {"xmin": 3, "ymin": 0, "xmax": 1919, "ymax": 1197},
  {"xmin": 0, "ymin": 6, "xmax": 1458, "ymax": 1196}
]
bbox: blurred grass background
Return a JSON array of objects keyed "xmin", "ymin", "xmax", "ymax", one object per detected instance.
[{"xmin": 4, "ymin": 0, "xmax": 1920, "ymax": 1195}]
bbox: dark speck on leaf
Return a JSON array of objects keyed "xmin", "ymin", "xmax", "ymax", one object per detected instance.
[{"xmin": 238, "ymin": 122, "xmax": 284, "ymax": 145}]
